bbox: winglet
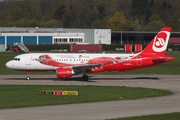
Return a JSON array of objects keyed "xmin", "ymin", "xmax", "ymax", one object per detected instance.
[{"xmin": 140, "ymin": 27, "xmax": 172, "ymax": 56}]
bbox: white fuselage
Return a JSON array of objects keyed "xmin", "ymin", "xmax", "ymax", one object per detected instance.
[{"xmin": 6, "ymin": 52, "xmax": 138, "ymax": 71}]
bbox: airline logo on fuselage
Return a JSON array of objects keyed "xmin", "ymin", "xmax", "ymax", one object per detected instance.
[{"xmin": 152, "ymin": 31, "xmax": 170, "ymax": 52}]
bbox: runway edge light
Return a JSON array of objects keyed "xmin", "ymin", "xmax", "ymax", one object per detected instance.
[{"xmin": 119, "ymin": 97, "xmax": 123, "ymax": 100}]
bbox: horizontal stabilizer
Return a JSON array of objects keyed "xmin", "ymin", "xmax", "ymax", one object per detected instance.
[{"xmin": 152, "ymin": 57, "xmax": 174, "ymax": 63}]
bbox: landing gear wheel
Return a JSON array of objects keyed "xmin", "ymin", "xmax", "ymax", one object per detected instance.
[
  {"xmin": 26, "ymin": 76, "xmax": 31, "ymax": 80},
  {"xmin": 26, "ymin": 72, "xmax": 31, "ymax": 80},
  {"xmin": 82, "ymin": 75, "xmax": 89, "ymax": 81}
]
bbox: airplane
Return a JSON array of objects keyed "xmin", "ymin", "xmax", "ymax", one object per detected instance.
[{"xmin": 6, "ymin": 27, "xmax": 174, "ymax": 81}]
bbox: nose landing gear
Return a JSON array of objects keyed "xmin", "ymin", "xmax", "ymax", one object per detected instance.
[
  {"xmin": 26, "ymin": 76, "xmax": 31, "ymax": 80},
  {"xmin": 26, "ymin": 72, "xmax": 31, "ymax": 80}
]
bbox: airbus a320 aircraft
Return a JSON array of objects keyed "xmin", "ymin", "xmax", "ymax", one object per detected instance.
[{"xmin": 6, "ymin": 27, "xmax": 174, "ymax": 81}]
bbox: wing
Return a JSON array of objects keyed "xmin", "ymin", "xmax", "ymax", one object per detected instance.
[
  {"xmin": 73, "ymin": 64, "xmax": 101, "ymax": 69},
  {"xmin": 64, "ymin": 64, "xmax": 102, "ymax": 73}
]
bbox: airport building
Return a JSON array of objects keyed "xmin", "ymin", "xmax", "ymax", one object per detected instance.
[
  {"xmin": 0, "ymin": 27, "xmax": 111, "ymax": 50},
  {"xmin": 1, "ymin": 27, "xmax": 180, "ymax": 52}
]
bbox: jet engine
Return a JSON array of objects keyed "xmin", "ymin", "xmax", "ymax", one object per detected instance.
[{"xmin": 56, "ymin": 68, "xmax": 74, "ymax": 78}]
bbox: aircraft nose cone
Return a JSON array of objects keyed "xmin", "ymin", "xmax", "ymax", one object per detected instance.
[{"xmin": 6, "ymin": 61, "xmax": 13, "ymax": 69}]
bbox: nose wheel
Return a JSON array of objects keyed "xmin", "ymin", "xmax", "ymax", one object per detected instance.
[
  {"xmin": 26, "ymin": 76, "xmax": 31, "ymax": 80},
  {"xmin": 26, "ymin": 72, "xmax": 31, "ymax": 80}
]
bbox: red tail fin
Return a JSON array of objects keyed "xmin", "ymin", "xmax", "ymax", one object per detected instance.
[{"xmin": 140, "ymin": 27, "xmax": 172, "ymax": 56}]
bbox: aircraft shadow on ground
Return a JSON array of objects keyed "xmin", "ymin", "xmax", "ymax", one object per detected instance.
[
  {"xmin": 3, "ymin": 76, "xmax": 160, "ymax": 82},
  {"xmin": 3, "ymin": 76, "xmax": 95, "ymax": 82},
  {"xmin": 89, "ymin": 76, "xmax": 159, "ymax": 81}
]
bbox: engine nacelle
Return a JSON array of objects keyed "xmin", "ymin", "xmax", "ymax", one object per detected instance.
[{"xmin": 56, "ymin": 68, "xmax": 74, "ymax": 78}]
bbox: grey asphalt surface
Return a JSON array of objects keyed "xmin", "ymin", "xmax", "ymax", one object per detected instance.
[{"xmin": 0, "ymin": 74, "xmax": 180, "ymax": 120}]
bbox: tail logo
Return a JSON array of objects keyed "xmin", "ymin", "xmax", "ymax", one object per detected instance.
[
  {"xmin": 153, "ymin": 31, "xmax": 170, "ymax": 52},
  {"xmin": 155, "ymin": 38, "xmax": 165, "ymax": 47}
]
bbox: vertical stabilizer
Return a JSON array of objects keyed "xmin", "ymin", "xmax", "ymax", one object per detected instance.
[{"xmin": 140, "ymin": 27, "xmax": 172, "ymax": 56}]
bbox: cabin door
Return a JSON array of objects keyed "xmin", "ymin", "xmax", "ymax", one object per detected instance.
[{"xmin": 26, "ymin": 56, "xmax": 31, "ymax": 65}]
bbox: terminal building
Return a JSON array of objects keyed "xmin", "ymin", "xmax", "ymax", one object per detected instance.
[
  {"xmin": 0, "ymin": 27, "xmax": 180, "ymax": 52},
  {"xmin": 0, "ymin": 27, "xmax": 111, "ymax": 50}
]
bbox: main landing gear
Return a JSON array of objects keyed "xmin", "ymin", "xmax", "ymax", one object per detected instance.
[
  {"xmin": 82, "ymin": 74, "xmax": 89, "ymax": 81},
  {"xmin": 81, "ymin": 70, "xmax": 89, "ymax": 81}
]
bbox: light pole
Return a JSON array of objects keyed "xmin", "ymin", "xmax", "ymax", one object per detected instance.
[{"xmin": 120, "ymin": 31, "xmax": 122, "ymax": 45}]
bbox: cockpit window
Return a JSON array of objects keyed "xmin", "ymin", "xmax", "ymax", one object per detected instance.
[{"xmin": 13, "ymin": 58, "xmax": 20, "ymax": 61}]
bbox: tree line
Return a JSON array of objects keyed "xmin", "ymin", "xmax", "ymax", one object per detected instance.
[{"xmin": 0, "ymin": 0, "xmax": 180, "ymax": 31}]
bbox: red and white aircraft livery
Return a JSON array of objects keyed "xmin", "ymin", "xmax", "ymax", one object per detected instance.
[{"xmin": 6, "ymin": 27, "xmax": 174, "ymax": 81}]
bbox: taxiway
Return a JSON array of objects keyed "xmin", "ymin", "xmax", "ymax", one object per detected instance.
[{"xmin": 0, "ymin": 74, "xmax": 180, "ymax": 120}]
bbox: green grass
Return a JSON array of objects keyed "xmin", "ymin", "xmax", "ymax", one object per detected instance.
[
  {"xmin": 0, "ymin": 85, "xmax": 171, "ymax": 109},
  {"xmin": 1, "ymin": 51, "xmax": 180, "ymax": 75},
  {"xmin": 111, "ymin": 112, "xmax": 180, "ymax": 120}
]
